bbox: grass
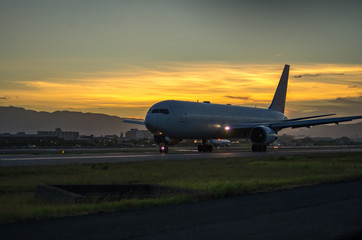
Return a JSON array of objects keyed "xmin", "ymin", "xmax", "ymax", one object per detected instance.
[{"xmin": 0, "ymin": 152, "xmax": 362, "ymax": 223}]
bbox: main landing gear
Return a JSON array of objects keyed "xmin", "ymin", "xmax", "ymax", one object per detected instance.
[
  {"xmin": 252, "ymin": 144, "xmax": 267, "ymax": 152},
  {"xmin": 198, "ymin": 139, "xmax": 213, "ymax": 152}
]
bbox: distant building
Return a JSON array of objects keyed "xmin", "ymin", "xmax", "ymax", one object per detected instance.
[
  {"xmin": 0, "ymin": 132, "xmax": 58, "ymax": 142},
  {"xmin": 313, "ymin": 137, "xmax": 334, "ymax": 142},
  {"xmin": 37, "ymin": 128, "xmax": 79, "ymax": 140},
  {"xmin": 104, "ymin": 134, "xmax": 119, "ymax": 139},
  {"xmin": 125, "ymin": 129, "xmax": 153, "ymax": 140}
]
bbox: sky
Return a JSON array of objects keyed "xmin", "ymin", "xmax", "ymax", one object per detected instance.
[{"xmin": 1, "ymin": 0, "xmax": 362, "ymax": 119}]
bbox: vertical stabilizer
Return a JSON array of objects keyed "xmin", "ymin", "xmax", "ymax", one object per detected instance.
[{"xmin": 268, "ymin": 64, "xmax": 289, "ymax": 113}]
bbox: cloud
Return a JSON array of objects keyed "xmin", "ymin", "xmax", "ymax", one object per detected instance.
[
  {"xmin": 334, "ymin": 96, "xmax": 362, "ymax": 104},
  {"xmin": 224, "ymin": 95, "xmax": 250, "ymax": 100},
  {"xmin": 286, "ymin": 95, "xmax": 362, "ymax": 118},
  {"xmin": 293, "ymin": 73, "xmax": 345, "ymax": 78},
  {"xmin": 1, "ymin": 62, "xmax": 362, "ymax": 117}
]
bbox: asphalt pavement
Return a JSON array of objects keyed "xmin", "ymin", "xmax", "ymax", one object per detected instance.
[{"xmin": 1, "ymin": 180, "xmax": 362, "ymax": 240}]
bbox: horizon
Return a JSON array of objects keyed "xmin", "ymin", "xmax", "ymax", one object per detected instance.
[
  {"xmin": 1, "ymin": 1, "xmax": 362, "ymax": 119},
  {"xmin": 1, "ymin": 105, "xmax": 361, "ymax": 139}
]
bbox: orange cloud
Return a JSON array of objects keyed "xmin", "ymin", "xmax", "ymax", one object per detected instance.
[{"xmin": 1, "ymin": 63, "xmax": 362, "ymax": 117}]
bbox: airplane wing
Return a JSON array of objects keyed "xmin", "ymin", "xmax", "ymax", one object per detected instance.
[
  {"xmin": 228, "ymin": 115, "xmax": 362, "ymax": 131},
  {"xmin": 270, "ymin": 115, "xmax": 362, "ymax": 129},
  {"xmin": 123, "ymin": 119, "xmax": 145, "ymax": 125},
  {"xmin": 285, "ymin": 114, "xmax": 335, "ymax": 122}
]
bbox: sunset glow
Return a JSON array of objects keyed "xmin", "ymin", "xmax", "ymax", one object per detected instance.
[{"xmin": 1, "ymin": 63, "xmax": 361, "ymax": 118}]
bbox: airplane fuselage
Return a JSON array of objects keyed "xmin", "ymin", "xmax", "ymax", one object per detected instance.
[{"xmin": 145, "ymin": 100, "xmax": 287, "ymax": 139}]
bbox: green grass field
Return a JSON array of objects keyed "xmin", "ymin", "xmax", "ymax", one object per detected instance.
[{"xmin": 1, "ymin": 152, "xmax": 361, "ymax": 223}]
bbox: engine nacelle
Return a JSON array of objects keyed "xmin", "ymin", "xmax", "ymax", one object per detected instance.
[{"xmin": 250, "ymin": 126, "xmax": 277, "ymax": 145}]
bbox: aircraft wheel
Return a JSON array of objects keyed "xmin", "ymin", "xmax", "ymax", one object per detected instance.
[
  {"xmin": 262, "ymin": 145, "xmax": 267, "ymax": 152},
  {"xmin": 198, "ymin": 145, "xmax": 203, "ymax": 152},
  {"xmin": 207, "ymin": 144, "xmax": 213, "ymax": 152},
  {"xmin": 252, "ymin": 144, "xmax": 258, "ymax": 152},
  {"xmin": 159, "ymin": 144, "xmax": 168, "ymax": 153}
]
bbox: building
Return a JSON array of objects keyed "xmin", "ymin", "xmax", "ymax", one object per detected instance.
[
  {"xmin": 37, "ymin": 128, "xmax": 79, "ymax": 140},
  {"xmin": 125, "ymin": 129, "xmax": 153, "ymax": 140}
]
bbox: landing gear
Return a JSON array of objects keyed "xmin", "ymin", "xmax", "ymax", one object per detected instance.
[
  {"xmin": 198, "ymin": 144, "xmax": 213, "ymax": 152},
  {"xmin": 252, "ymin": 144, "xmax": 267, "ymax": 152},
  {"xmin": 198, "ymin": 139, "xmax": 213, "ymax": 152},
  {"xmin": 155, "ymin": 135, "xmax": 169, "ymax": 153},
  {"xmin": 159, "ymin": 144, "xmax": 168, "ymax": 153}
]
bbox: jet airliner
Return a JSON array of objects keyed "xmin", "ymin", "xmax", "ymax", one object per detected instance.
[{"xmin": 125, "ymin": 65, "xmax": 362, "ymax": 153}]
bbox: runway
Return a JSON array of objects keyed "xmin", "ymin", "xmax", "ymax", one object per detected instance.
[
  {"xmin": 2, "ymin": 180, "xmax": 362, "ymax": 240},
  {"xmin": 1, "ymin": 147, "xmax": 361, "ymax": 167}
]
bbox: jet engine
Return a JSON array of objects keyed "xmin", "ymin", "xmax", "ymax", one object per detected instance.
[{"xmin": 250, "ymin": 126, "xmax": 277, "ymax": 145}]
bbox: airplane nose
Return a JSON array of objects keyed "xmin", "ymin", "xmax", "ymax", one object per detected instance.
[
  {"xmin": 145, "ymin": 113, "xmax": 169, "ymax": 135},
  {"xmin": 145, "ymin": 114, "xmax": 159, "ymax": 133}
]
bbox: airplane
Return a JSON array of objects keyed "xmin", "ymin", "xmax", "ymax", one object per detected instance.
[
  {"xmin": 209, "ymin": 139, "xmax": 231, "ymax": 148},
  {"xmin": 124, "ymin": 64, "xmax": 362, "ymax": 153}
]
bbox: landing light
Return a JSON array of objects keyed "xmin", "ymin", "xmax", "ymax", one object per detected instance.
[{"xmin": 225, "ymin": 126, "xmax": 230, "ymax": 131}]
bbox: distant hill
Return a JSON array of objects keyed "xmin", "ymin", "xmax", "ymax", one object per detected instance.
[
  {"xmin": 0, "ymin": 106, "xmax": 145, "ymax": 136},
  {"xmin": 1, "ymin": 106, "xmax": 361, "ymax": 138}
]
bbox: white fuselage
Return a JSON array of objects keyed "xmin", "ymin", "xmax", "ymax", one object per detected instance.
[{"xmin": 145, "ymin": 100, "xmax": 286, "ymax": 139}]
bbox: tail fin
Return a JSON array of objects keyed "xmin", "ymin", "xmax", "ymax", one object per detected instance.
[{"xmin": 268, "ymin": 64, "xmax": 290, "ymax": 113}]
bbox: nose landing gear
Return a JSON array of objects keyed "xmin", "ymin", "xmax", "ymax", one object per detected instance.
[
  {"xmin": 159, "ymin": 144, "xmax": 169, "ymax": 153},
  {"xmin": 154, "ymin": 135, "xmax": 170, "ymax": 153}
]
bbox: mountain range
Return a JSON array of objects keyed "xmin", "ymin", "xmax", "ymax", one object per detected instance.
[
  {"xmin": 0, "ymin": 106, "xmax": 145, "ymax": 136},
  {"xmin": 0, "ymin": 106, "xmax": 361, "ymax": 138}
]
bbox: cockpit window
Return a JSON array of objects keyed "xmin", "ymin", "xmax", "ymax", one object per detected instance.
[{"xmin": 151, "ymin": 109, "xmax": 169, "ymax": 114}]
